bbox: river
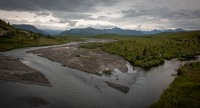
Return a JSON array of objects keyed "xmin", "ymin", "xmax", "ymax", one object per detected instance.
[{"xmin": 0, "ymin": 40, "xmax": 199, "ymax": 108}]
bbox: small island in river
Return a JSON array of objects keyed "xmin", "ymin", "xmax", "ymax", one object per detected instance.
[
  {"xmin": 28, "ymin": 42, "xmax": 128, "ymax": 75},
  {"xmin": 0, "ymin": 55, "xmax": 50, "ymax": 86}
]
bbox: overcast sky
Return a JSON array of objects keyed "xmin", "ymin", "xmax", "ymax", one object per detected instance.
[{"xmin": 0, "ymin": 0, "xmax": 200, "ymax": 30}]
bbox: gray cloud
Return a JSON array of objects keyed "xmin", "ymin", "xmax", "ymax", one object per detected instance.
[
  {"xmin": 0, "ymin": 0, "xmax": 200, "ymax": 30},
  {"xmin": 97, "ymin": 16, "xmax": 109, "ymax": 20},
  {"xmin": 121, "ymin": 7, "xmax": 192, "ymax": 19},
  {"xmin": 67, "ymin": 21, "xmax": 77, "ymax": 27},
  {"xmin": 36, "ymin": 11, "xmax": 51, "ymax": 16},
  {"xmin": 52, "ymin": 11, "xmax": 94, "ymax": 20},
  {"xmin": 76, "ymin": 23, "xmax": 116, "ymax": 29},
  {"xmin": 120, "ymin": 7, "xmax": 200, "ymax": 30},
  {"xmin": 0, "ymin": 0, "xmax": 117, "ymax": 25},
  {"xmin": 0, "ymin": 0, "xmax": 117, "ymax": 12}
]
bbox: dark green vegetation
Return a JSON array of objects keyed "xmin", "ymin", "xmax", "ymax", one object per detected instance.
[
  {"xmin": 80, "ymin": 42, "xmax": 103, "ymax": 49},
  {"xmin": 0, "ymin": 19, "xmax": 13, "ymax": 30},
  {"xmin": 0, "ymin": 19, "xmax": 80, "ymax": 51},
  {"xmin": 61, "ymin": 34, "xmax": 139, "ymax": 40},
  {"xmin": 81, "ymin": 31, "xmax": 200, "ymax": 68},
  {"xmin": 151, "ymin": 62, "xmax": 200, "ymax": 108},
  {"xmin": 0, "ymin": 30, "xmax": 69, "ymax": 51}
]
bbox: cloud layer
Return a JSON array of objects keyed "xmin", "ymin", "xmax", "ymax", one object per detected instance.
[{"xmin": 0, "ymin": 0, "xmax": 199, "ymax": 30}]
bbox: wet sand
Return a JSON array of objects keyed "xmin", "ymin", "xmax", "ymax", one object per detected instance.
[
  {"xmin": 28, "ymin": 43, "xmax": 128, "ymax": 75},
  {"xmin": 0, "ymin": 55, "xmax": 50, "ymax": 86}
]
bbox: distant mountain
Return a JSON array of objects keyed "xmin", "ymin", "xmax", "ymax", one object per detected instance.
[
  {"xmin": 42, "ymin": 29, "xmax": 63, "ymax": 36},
  {"xmin": 60, "ymin": 27, "xmax": 106, "ymax": 36},
  {"xmin": 142, "ymin": 28, "xmax": 186, "ymax": 34},
  {"xmin": 12, "ymin": 24, "xmax": 186, "ymax": 36},
  {"xmin": 60, "ymin": 27, "xmax": 144, "ymax": 36},
  {"xmin": 142, "ymin": 29, "xmax": 163, "ymax": 34},
  {"xmin": 12, "ymin": 24, "xmax": 64, "ymax": 35},
  {"xmin": 13, "ymin": 24, "xmax": 43, "ymax": 34},
  {"xmin": 164, "ymin": 28, "xmax": 186, "ymax": 33},
  {"xmin": 103, "ymin": 27, "xmax": 144, "ymax": 35}
]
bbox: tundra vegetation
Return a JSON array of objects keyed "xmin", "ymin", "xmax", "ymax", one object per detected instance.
[
  {"xmin": 80, "ymin": 31, "xmax": 200, "ymax": 68},
  {"xmin": 80, "ymin": 31, "xmax": 200, "ymax": 107},
  {"xmin": 151, "ymin": 62, "xmax": 200, "ymax": 108},
  {"xmin": 0, "ymin": 19, "xmax": 83, "ymax": 51}
]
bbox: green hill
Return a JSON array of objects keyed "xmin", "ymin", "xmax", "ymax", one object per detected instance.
[{"xmin": 0, "ymin": 19, "xmax": 69, "ymax": 51}]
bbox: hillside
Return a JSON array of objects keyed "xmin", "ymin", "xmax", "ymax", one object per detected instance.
[
  {"xmin": 0, "ymin": 19, "xmax": 69, "ymax": 51},
  {"xmin": 0, "ymin": 19, "xmax": 13, "ymax": 36},
  {"xmin": 12, "ymin": 24, "xmax": 43, "ymax": 34}
]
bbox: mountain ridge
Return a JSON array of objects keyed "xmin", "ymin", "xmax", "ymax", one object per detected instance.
[
  {"xmin": 142, "ymin": 28, "xmax": 186, "ymax": 34},
  {"xmin": 11, "ymin": 24, "xmax": 186, "ymax": 36},
  {"xmin": 12, "ymin": 24, "xmax": 43, "ymax": 34},
  {"xmin": 12, "ymin": 24, "xmax": 63, "ymax": 35},
  {"xmin": 60, "ymin": 27, "xmax": 145, "ymax": 36}
]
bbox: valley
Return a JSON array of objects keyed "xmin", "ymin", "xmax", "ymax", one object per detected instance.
[{"xmin": 0, "ymin": 19, "xmax": 200, "ymax": 108}]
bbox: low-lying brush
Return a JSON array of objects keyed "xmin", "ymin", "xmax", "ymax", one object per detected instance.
[{"xmin": 150, "ymin": 62, "xmax": 200, "ymax": 108}]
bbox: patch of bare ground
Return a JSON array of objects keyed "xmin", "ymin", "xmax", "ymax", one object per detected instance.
[
  {"xmin": 28, "ymin": 44, "xmax": 128, "ymax": 75},
  {"xmin": 0, "ymin": 55, "xmax": 50, "ymax": 86}
]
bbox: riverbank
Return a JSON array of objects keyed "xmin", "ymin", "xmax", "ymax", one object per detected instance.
[
  {"xmin": 0, "ymin": 55, "xmax": 50, "ymax": 86},
  {"xmin": 150, "ymin": 62, "xmax": 200, "ymax": 108},
  {"xmin": 28, "ymin": 41, "xmax": 128, "ymax": 75},
  {"xmin": 80, "ymin": 31, "xmax": 200, "ymax": 69}
]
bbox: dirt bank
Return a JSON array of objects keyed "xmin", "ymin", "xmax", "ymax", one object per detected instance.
[
  {"xmin": 28, "ymin": 43, "xmax": 128, "ymax": 75},
  {"xmin": 0, "ymin": 55, "xmax": 50, "ymax": 86}
]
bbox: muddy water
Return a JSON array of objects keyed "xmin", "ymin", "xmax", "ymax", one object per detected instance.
[{"xmin": 0, "ymin": 40, "xmax": 199, "ymax": 108}]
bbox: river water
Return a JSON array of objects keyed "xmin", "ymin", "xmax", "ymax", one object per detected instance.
[{"xmin": 0, "ymin": 40, "xmax": 198, "ymax": 108}]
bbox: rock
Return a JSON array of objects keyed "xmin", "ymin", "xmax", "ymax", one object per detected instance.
[{"xmin": 105, "ymin": 81, "xmax": 130, "ymax": 94}]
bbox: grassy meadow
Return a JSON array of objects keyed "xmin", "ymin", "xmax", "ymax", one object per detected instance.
[
  {"xmin": 81, "ymin": 31, "xmax": 200, "ymax": 68},
  {"xmin": 150, "ymin": 62, "xmax": 200, "ymax": 108},
  {"xmin": 0, "ymin": 30, "xmax": 68, "ymax": 51}
]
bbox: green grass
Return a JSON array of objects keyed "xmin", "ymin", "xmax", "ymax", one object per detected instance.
[
  {"xmin": 0, "ymin": 30, "xmax": 71, "ymax": 51},
  {"xmin": 80, "ymin": 42, "xmax": 103, "ymax": 49},
  {"xmin": 0, "ymin": 19, "xmax": 88, "ymax": 52},
  {"xmin": 150, "ymin": 62, "xmax": 200, "ymax": 108},
  {"xmin": 80, "ymin": 31, "xmax": 200, "ymax": 68}
]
